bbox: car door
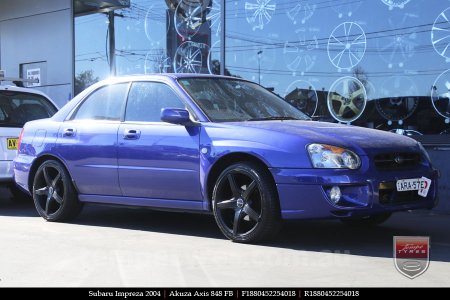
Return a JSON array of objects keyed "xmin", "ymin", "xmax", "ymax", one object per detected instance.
[
  {"xmin": 118, "ymin": 81, "xmax": 202, "ymax": 201},
  {"xmin": 55, "ymin": 82, "xmax": 129, "ymax": 196}
]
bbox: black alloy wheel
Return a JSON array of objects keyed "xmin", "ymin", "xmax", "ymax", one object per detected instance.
[
  {"xmin": 212, "ymin": 162, "xmax": 281, "ymax": 243},
  {"xmin": 33, "ymin": 160, "xmax": 82, "ymax": 221}
]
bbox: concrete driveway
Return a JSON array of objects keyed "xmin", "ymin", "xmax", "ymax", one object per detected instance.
[{"xmin": 0, "ymin": 187, "xmax": 449, "ymax": 287}]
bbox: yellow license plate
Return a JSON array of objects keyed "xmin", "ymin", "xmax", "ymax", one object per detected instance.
[{"xmin": 7, "ymin": 138, "xmax": 18, "ymax": 150}]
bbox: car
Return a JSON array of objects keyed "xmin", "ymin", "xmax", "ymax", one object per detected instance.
[
  {"xmin": 14, "ymin": 74, "xmax": 439, "ymax": 243},
  {"xmin": 1, "ymin": 83, "xmax": 58, "ymax": 199}
]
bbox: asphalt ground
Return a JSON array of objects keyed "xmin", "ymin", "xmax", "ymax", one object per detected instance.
[{"xmin": 0, "ymin": 186, "xmax": 449, "ymax": 287}]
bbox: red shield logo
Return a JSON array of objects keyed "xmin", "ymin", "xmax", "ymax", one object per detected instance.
[{"xmin": 394, "ymin": 236, "xmax": 430, "ymax": 279}]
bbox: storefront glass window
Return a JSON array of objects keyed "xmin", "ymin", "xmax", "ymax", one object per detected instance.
[
  {"xmin": 74, "ymin": 12, "xmax": 109, "ymax": 95},
  {"xmin": 225, "ymin": 0, "xmax": 450, "ymax": 140},
  {"xmin": 74, "ymin": 0, "xmax": 450, "ymax": 141},
  {"xmin": 75, "ymin": 0, "xmax": 221, "ymax": 83}
]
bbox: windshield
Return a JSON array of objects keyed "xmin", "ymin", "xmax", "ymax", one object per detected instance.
[
  {"xmin": 178, "ymin": 78, "xmax": 310, "ymax": 122},
  {"xmin": 0, "ymin": 91, "xmax": 57, "ymax": 127}
]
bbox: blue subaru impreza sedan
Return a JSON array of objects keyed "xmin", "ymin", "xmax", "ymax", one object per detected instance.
[{"xmin": 14, "ymin": 74, "xmax": 438, "ymax": 243}]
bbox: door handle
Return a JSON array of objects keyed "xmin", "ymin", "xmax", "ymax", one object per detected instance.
[
  {"xmin": 63, "ymin": 128, "xmax": 76, "ymax": 137},
  {"xmin": 123, "ymin": 129, "xmax": 141, "ymax": 140}
]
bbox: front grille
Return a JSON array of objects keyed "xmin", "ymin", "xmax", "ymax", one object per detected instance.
[
  {"xmin": 379, "ymin": 181, "xmax": 422, "ymax": 205},
  {"xmin": 374, "ymin": 152, "xmax": 421, "ymax": 170}
]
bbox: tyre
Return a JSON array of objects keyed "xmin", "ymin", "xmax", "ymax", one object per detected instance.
[
  {"xmin": 32, "ymin": 160, "xmax": 82, "ymax": 221},
  {"xmin": 340, "ymin": 212, "xmax": 392, "ymax": 227},
  {"xmin": 212, "ymin": 162, "xmax": 281, "ymax": 243}
]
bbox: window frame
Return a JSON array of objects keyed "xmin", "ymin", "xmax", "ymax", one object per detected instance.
[
  {"xmin": 67, "ymin": 82, "xmax": 132, "ymax": 122},
  {"xmin": 122, "ymin": 80, "xmax": 198, "ymax": 124},
  {"xmin": 0, "ymin": 90, "xmax": 58, "ymax": 127}
]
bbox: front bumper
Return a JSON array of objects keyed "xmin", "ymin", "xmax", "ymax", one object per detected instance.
[{"xmin": 271, "ymin": 167, "xmax": 439, "ymax": 220}]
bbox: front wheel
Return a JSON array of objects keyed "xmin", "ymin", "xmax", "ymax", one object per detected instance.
[
  {"xmin": 340, "ymin": 213, "xmax": 392, "ymax": 227},
  {"xmin": 212, "ymin": 162, "xmax": 281, "ymax": 243},
  {"xmin": 33, "ymin": 160, "xmax": 82, "ymax": 222}
]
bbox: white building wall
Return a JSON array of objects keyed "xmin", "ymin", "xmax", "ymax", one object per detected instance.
[{"xmin": 0, "ymin": 0, "xmax": 73, "ymax": 107}]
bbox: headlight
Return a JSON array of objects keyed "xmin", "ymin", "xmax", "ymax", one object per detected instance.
[{"xmin": 307, "ymin": 144, "xmax": 361, "ymax": 169}]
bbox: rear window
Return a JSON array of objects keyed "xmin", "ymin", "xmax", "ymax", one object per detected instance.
[{"xmin": 0, "ymin": 91, "xmax": 57, "ymax": 127}]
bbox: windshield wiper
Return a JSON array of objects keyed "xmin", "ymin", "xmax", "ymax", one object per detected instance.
[{"xmin": 246, "ymin": 116, "xmax": 299, "ymax": 121}]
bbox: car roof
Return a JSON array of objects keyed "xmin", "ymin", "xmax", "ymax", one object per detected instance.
[
  {"xmin": 97, "ymin": 73, "xmax": 243, "ymax": 83},
  {"xmin": 52, "ymin": 74, "xmax": 243, "ymax": 123},
  {"xmin": 82, "ymin": 74, "xmax": 249, "ymax": 95},
  {"xmin": 0, "ymin": 84, "xmax": 59, "ymax": 109}
]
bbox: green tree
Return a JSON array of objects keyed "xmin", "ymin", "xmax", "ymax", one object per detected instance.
[
  {"xmin": 352, "ymin": 65, "xmax": 370, "ymax": 95},
  {"xmin": 75, "ymin": 70, "xmax": 99, "ymax": 95}
]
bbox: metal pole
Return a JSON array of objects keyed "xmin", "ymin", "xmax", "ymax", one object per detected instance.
[
  {"xmin": 257, "ymin": 50, "xmax": 262, "ymax": 84},
  {"xmin": 108, "ymin": 11, "xmax": 116, "ymax": 76},
  {"xmin": 220, "ymin": 0, "xmax": 225, "ymax": 76}
]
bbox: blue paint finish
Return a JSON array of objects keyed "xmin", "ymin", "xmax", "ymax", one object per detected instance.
[
  {"xmin": 54, "ymin": 121, "xmax": 122, "ymax": 196},
  {"xmin": 117, "ymin": 122, "xmax": 202, "ymax": 200},
  {"xmin": 78, "ymin": 194, "xmax": 204, "ymax": 211},
  {"xmin": 14, "ymin": 74, "xmax": 439, "ymax": 221}
]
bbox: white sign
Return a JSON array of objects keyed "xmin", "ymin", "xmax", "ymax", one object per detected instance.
[
  {"xmin": 418, "ymin": 177, "xmax": 432, "ymax": 198},
  {"xmin": 26, "ymin": 68, "xmax": 40, "ymax": 87}
]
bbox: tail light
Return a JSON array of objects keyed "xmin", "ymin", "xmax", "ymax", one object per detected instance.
[{"xmin": 17, "ymin": 128, "xmax": 24, "ymax": 151}]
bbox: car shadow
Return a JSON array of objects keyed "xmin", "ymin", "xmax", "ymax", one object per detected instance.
[
  {"xmin": 74, "ymin": 204, "xmax": 450, "ymax": 264},
  {"xmin": 0, "ymin": 187, "xmax": 37, "ymax": 217},
  {"xmin": 1, "ymin": 194, "xmax": 449, "ymax": 263},
  {"xmin": 75, "ymin": 203, "xmax": 223, "ymax": 239},
  {"xmin": 272, "ymin": 215, "xmax": 450, "ymax": 263}
]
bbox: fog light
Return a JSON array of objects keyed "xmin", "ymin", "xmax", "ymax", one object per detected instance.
[{"xmin": 330, "ymin": 186, "xmax": 341, "ymax": 204}]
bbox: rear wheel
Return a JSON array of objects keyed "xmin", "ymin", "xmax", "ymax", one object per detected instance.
[
  {"xmin": 212, "ymin": 162, "xmax": 281, "ymax": 243},
  {"xmin": 340, "ymin": 213, "xmax": 392, "ymax": 226},
  {"xmin": 33, "ymin": 160, "xmax": 82, "ymax": 221}
]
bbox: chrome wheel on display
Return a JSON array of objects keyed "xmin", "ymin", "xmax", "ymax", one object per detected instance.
[
  {"xmin": 244, "ymin": 0, "xmax": 277, "ymax": 31},
  {"xmin": 166, "ymin": 0, "xmax": 211, "ymax": 14},
  {"xmin": 173, "ymin": 41, "xmax": 207, "ymax": 73},
  {"xmin": 431, "ymin": 69, "xmax": 450, "ymax": 119},
  {"xmin": 212, "ymin": 162, "xmax": 281, "ymax": 243},
  {"xmin": 375, "ymin": 96, "xmax": 419, "ymax": 122},
  {"xmin": 284, "ymin": 80, "xmax": 318, "ymax": 117},
  {"xmin": 33, "ymin": 160, "xmax": 82, "ymax": 221},
  {"xmin": 327, "ymin": 22, "xmax": 366, "ymax": 70},
  {"xmin": 432, "ymin": 7, "xmax": 450, "ymax": 60},
  {"xmin": 174, "ymin": 1, "xmax": 204, "ymax": 39},
  {"xmin": 327, "ymin": 76, "xmax": 367, "ymax": 123},
  {"xmin": 377, "ymin": 76, "xmax": 419, "ymax": 123}
]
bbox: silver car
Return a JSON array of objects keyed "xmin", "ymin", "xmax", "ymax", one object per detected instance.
[{"xmin": 0, "ymin": 84, "xmax": 58, "ymax": 198}]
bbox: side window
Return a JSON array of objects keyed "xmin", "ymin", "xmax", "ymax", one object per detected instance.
[
  {"xmin": 0, "ymin": 92, "xmax": 57, "ymax": 126},
  {"xmin": 72, "ymin": 83, "xmax": 129, "ymax": 121},
  {"xmin": 125, "ymin": 82, "xmax": 186, "ymax": 122}
]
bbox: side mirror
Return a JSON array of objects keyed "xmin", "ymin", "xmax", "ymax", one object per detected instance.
[{"xmin": 161, "ymin": 108, "xmax": 195, "ymax": 126}]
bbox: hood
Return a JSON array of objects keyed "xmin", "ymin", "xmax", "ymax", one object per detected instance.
[{"xmin": 226, "ymin": 120, "xmax": 420, "ymax": 155}]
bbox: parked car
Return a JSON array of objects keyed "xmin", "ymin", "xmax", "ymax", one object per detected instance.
[
  {"xmin": 0, "ymin": 84, "xmax": 58, "ymax": 198},
  {"xmin": 14, "ymin": 75, "xmax": 438, "ymax": 243}
]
